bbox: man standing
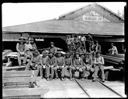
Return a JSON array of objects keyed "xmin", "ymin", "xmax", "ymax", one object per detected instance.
[
  {"xmin": 49, "ymin": 42, "xmax": 60, "ymax": 55},
  {"xmin": 16, "ymin": 37, "xmax": 26, "ymax": 66},
  {"xmin": 94, "ymin": 41, "xmax": 101, "ymax": 53},
  {"xmin": 46, "ymin": 52, "xmax": 57, "ymax": 80},
  {"xmin": 93, "ymin": 52, "xmax": 105, "ymax": 82},
  {"xmin": 108, "ymin": 43, "xmax": 118, "ymax": 55}
]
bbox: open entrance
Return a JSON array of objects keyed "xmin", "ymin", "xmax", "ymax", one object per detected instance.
[
  {"xmin": 36, "ymin": 37, "xmax": 68, "ymax": 52},
  {"xmin": 3, "ymin": 38, "xmax": 68, "ymax": 52}
]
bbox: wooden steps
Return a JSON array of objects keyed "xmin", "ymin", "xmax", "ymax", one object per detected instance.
[
  {"xmin": 3, "ymin": 70, "xmax": 35, "ymax": 89},
  {"xmin": 3, "ymin": 88, "xmax": 42, "ymax": 98},
  {"xmin": 3, "ymin": 70, "xmax": 33, "ymax": 78}
]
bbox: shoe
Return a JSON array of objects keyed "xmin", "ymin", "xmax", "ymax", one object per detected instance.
[
  {"xmin": 81, "ymin": 78, "xmax": 85, "ymax": 81},
  {"xmin": 102, "ymin": 80, "xmax": 105, "ymax": 83},
  {"xmin": 92, "ymin": 79, "xmax": 96, "ymax": 82},
  {"xmin": 61, "ymin": 77, "xmax": 65, "ymax": 81},
  {"xmin": 46, "ymin": 78, "xmax": 50, "ymax": 81}
]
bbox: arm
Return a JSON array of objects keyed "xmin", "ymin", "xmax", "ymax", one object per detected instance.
[
  {"xmin": 16, "ymin": 43, "xmax": 20, "ymax": 52},
  {"xmin": 101, "ymin": 57, "xmax": 104, "ymax": 65},
  {"xmin": 73, "ymin": 59, "xmax": 76, "ymax": 67},
  {"xmin": 63, "ymin": 57, "xmax": 65, "ymax": 66}
]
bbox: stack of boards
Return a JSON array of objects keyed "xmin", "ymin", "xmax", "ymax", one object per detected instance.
[{"xmin": 3, "ymin": 70, "xmax": 41, "ymax": 98}]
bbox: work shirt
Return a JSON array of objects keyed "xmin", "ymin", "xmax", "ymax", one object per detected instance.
[
  {"xmin": 93, "ymin": 56, "xmax": 104, "ymax": 65},
  {"xmin": 16, "ymin": 43, "xmax": 25, "ymax": 53},
  {"xmin": 65, "ymin": 57, "xmax": 72, "ymax": 66},
  {"xmin": 95, "ymin": 44, "xmax": 101, "ymax": 53},
  {"xmin": 31, "ymin": 43, "xmax": 37, "ymax": 50},
  {"xmin": 46, "ymin": 56, "xmax": 56, "ymax": 66},
  {"xmin": 73, "ymin": 57, "xmax": 83, "ymax": 67},
  {"xmin": 25, "ymin": 51, "xmax": 33, "ymax": 60},
  {"xmin": 50, "ymin": 47, "xmax": 58, "ymax": 54},
  {"xmin": 83, "ymin": 56, "xmax": 92, "ymax": 65},
  {"xmin": 111, "ymin": 46, "xmax": 118, "ymax": 55},
  {"xmin": 25, "ymin": 43, "xmax": 33, "ymax": 51},
  {"xmin": 41, "ymin": 56, "xmax": 48, "ymax": 65},
  {"xmin": 76, "ymin": 47, "xmax": 86, "ymax": 54},
  {"xmin": 66, "ymin": 38, "xmax": 72, "ymax": 45},
  {"xmin": 32, "ymin": 55, "xmax": 41, "ymax": 65},
  {"xmin": 56, "ymin": 57, "xmax": 65, "ymax": 66},
  {"xmin": 81, "ymin": 36, "xmax": 86, "ymax": 42}
]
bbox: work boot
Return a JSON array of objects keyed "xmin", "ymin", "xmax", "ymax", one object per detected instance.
[{"xmin": 46, "ymin": 78, "xmax": 50, "ymax": 81}]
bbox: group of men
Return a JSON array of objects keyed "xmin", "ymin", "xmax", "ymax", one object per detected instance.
[
  {"xmin": 16, "ymin": 35, "xmax": 105, "ymax": 82},
  {"xmin": 66, "ymin": 33, "xmax": 101, "ymax": 55}
]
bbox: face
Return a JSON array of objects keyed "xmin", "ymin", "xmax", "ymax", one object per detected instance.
[
  {"xmin": 51, "ymin": 44, "xmax": 54, "ymax": 47},
  {"xmin": 76, "ymin": 54, "xmax": 79, "ymax": 58},
  {"xmin": 96, "ymin": 53, "xmax": 100, "ymax": 57},
  {"xmin": 111, "ymin": 44, "xmax": 114, "ymax": 47},
  {"xmin": 58, "ymin": 53, "xmax": 61, "ymax": 57},
  {"xmin": 49, "ymin": 53, "xmax": 53, "ymax": 57}
]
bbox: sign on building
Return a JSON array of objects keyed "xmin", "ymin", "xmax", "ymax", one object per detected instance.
[{"xmin": 82, "ymin": 11, "xmax": 110, "ymax": 22}]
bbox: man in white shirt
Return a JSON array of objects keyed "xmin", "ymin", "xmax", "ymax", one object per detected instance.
[
  {"xmin": 108, "ymin": 43, "xmax": 118, "ymax": 55},
  {"xmin": 25, "ymin": 38, "xmax": 33, "ymax": 51},
  {"xmin": 92, "ymin": 52, "xmax": 105, "ymax": 82}
]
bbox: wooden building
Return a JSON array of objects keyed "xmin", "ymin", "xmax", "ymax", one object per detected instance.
[{"xmin": 2, "ymin": 3, "xmax": 124, "ymax": 53}]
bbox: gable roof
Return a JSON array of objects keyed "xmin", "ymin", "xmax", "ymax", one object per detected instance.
[
  {"xmin": 59, "ymin": 3, "xmax": 124, "ymax": 23},
  {"xmin": 3, "ymin": 19, "xmax": 124, "ymax": 35}
]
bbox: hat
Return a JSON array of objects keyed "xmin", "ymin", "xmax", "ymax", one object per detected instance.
[
  {"xmin": 29, "ymin": 37, "xmax": 34, "ymax": 41},
  {"xmin": 19, "ymin": 37, "xmax": 25, "ymax": 41},
  {"xmin": 42, "ymin": 50, "xmax": 48, "ymax": 54},
  {"xmin": 56, "ymin": 51, "xmax": 65, "ymax": 55}
]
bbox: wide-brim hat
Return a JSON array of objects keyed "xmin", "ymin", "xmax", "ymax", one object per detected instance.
[
  {"xmin": 19, "ymin": 37, "xmax": 26, "ymax": 41},
  {"xmin": 56, "ymin": 51, "xmax": 66, "ymax": 55},
  {"xmin": 42, "ymin": 50, "xmax": 49, "ymax": 55}
]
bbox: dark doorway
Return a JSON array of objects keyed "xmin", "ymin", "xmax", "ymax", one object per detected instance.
[{"xmin": 35, "ymin": 38, "xmax": 68, "ymax": 52}]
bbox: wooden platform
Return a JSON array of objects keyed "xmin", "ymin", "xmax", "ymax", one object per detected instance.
[{"xmin": 3, "ymin": 70, "xmax": 35, "ymax": 89}]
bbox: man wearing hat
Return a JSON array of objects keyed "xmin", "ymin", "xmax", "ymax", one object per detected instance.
[
  {"xmin": 25, "ymin": 37, "xmax": 33, "ymax": 52},
  {"xmin": 25, "ymin": 50, "xmax": 41, "ymax": 71},
  {"xmin": 46, "ymin": 52, "xmax": 57, "ymax": 80},
  {"xmin": 16, "ymin": 36, "xmax": 26, "ymax": 66},
  {"xmin": 25, "ymin": 49, "xmax": 33, "ymax": 64},
  {"xmin": 29, "ymin": 37, "xmax": 37, "ymax": 51},
  {"xmin": 56, "ymin": 51, "xmax": 66, "ymax": 80},
  {"xmin": 92, "ymin": 51, "xmax": 105, "ymax": 82},
  {"xmin": 40, "ymin": 50, "xmax": 49, "ymax": 79},
  {"xmin": 94, "ymin": 41, "xmax": 101, "ymax": 53},
  {"xmin": 73, "ymin": 52, "xmax": 85, "ymax": 79},
  {"xmin": 49, "ymin": 42, "xmax": 58, "ymax": 55},
  {"xmin": 64, "ymin": 52, "xmax": 74, "ymax": 80},
  {"xmin": 82, "ymin": 53, "xmax": 93, "ymax": 79}
]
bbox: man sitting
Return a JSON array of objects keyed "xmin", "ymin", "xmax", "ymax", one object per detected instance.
[
  {"xmin": 73, "ymin": 53, "xmax": 85, "ymax": 79},
  {"xmin": 92, "ymin": 52, "xmax": 105, "ymax": 82},
  {"xmin": 56, "ymin": 52, "xmax": 66, "ymax": 80},
  {"xmin": 82, "ymin": 53, "xmax": 93, "ymax": 79},
  {"xmin": 25, "ymin": 50, "xmax": 41, "ymax": 72},
  {"xmin": 64, "ymin": 52, "xmax": 74, "ymax": 80},
  {"xmin": 46, "ymin": 52, "xmax": 57, "ymax": 80},
  {"xmin": 40, "ymin": 50, "xmax": 49, "ymax": 79},
  {"xmin": 16, "ymin": 37, "xmax": 26, "ymax": 66}
]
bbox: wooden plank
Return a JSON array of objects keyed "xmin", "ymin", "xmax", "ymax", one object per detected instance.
[
  {"xmin": 3, "ymin": 88, "xmax": 44, "ymax": 97},
  {"xmin": 3, "ymin": 66, "xmax": 26, "ymax": 70},
  {"xmin": 3, "ymin": 77, "xmax": 32, "ymax": 83},
  {"xmin": 3, "ymin": 84, "xmax": 29, "ymax": 89},
  {"xmin": 3, "ymin": 70, "xmax": 33, "ymax": 78}
]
